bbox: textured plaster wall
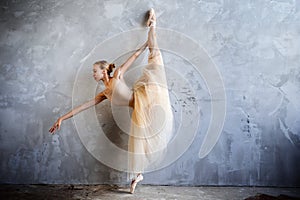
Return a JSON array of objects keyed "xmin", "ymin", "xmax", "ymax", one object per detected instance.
[{"xmin": 0, "ymin": 0, "xmax": 300, "ymax": 186}]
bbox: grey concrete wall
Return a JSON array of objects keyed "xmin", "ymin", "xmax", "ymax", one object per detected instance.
[{"xmin": 0, "ymin": 0, "xmax": 300, "ymax": 186}]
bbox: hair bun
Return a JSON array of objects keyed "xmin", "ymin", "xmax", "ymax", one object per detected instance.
[
  {"xmin": 109, "ymin": 63, "xmax": 115, "ymax": 69},
  {"xmin": 107, "ymin": 63, "xmax": 115, "ymax": 74}
]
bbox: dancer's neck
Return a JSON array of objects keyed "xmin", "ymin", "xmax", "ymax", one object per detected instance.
[{"xmin": 101, "ymin": 76, "xmax": 111, "ymax": 87}]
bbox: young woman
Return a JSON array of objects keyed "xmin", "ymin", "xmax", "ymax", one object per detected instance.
[{"xmin": 49, "ymin": 8, "xmax": 173, "ymax": 194}]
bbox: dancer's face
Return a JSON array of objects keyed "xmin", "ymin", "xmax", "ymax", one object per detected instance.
[{"xmin": 93, "ymin": 64, "xmax": 107, "ymax": 82}]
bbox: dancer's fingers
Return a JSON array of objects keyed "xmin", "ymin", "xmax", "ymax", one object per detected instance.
[
  {"xmin": 49, "ymin": 122, "xmax": 59, "ymax": 134},
  {"xmin": 49, "ymin": 127, "xmax": 55, "ymax": 134}
]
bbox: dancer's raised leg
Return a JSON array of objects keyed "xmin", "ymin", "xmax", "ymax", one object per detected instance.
[{"xmin": 147, "ymin": 8, "xmax": 163, "ymax": 66}]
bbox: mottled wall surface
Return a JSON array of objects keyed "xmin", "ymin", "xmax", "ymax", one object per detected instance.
[{"xmin": 0, "ymin": 0, "xmax": 300, "ymax": 186}]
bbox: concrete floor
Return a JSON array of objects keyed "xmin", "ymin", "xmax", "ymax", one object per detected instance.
[{"xmin": 0, "ymin": 184, "xmax": 299, "ymax": 200}]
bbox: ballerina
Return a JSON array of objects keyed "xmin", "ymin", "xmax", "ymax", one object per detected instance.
[{"xmin": 49, "ymin": 8, "xmax": 173, "ymax": 194}]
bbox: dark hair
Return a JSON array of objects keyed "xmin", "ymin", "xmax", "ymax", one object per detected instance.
[
  {"xmin": 93, "ymin": 60, "xmax": 115, "ymax": 76},
  {"xmin": 107, "ymin": 63, "xmax": 115, "ymax": 75}
]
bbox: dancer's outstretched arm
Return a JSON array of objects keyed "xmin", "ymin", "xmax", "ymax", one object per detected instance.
[
  {"xmin": 114, "ymin": 41, "xmax": 148, "ymax": 79},
  {"xmin": 49, "ymin": 92, "xmax": 107, "ymax": 134}
]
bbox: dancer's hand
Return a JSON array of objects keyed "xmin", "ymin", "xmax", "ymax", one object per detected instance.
[{"xmin": 49, "ymin": 118, "xmax": 62, "ymax": 135}]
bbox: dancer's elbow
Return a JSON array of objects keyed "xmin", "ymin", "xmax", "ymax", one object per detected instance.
[{"xmin": 94, "ymin": 92, "xmax": 107, "ymax": 105}]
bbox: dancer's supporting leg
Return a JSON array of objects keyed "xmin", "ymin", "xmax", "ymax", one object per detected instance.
[{"xmin": 130, "ymin": 173, "xmax": 143, "ymax": 194}]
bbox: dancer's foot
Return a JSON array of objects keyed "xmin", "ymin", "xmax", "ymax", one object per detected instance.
[
  {"xmin": 130, "ymin": 173, "xmax": 143, "ymax": 194},
  {"xmin": 147, "ymin": 8, "xmax": 156, "ymax": 27}
]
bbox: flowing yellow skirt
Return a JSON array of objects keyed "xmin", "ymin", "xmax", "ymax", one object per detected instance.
[{"xmin": 127, "ymin": 60, "xmax": 173, "ymax": 181}]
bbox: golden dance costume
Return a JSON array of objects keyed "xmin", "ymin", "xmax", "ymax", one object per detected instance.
[{"xmin": 105, "ymin": 24, "xmax": 173, "ymax": 182}]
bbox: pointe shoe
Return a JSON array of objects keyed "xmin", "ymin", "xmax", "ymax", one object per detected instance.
[
  {"xmin": 147, "ymin": 8, "xmax": 156, "ymax": 27},
  {"xmin": 130, "ymin": 174, "xmax": 143, "ymax": 194}
]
